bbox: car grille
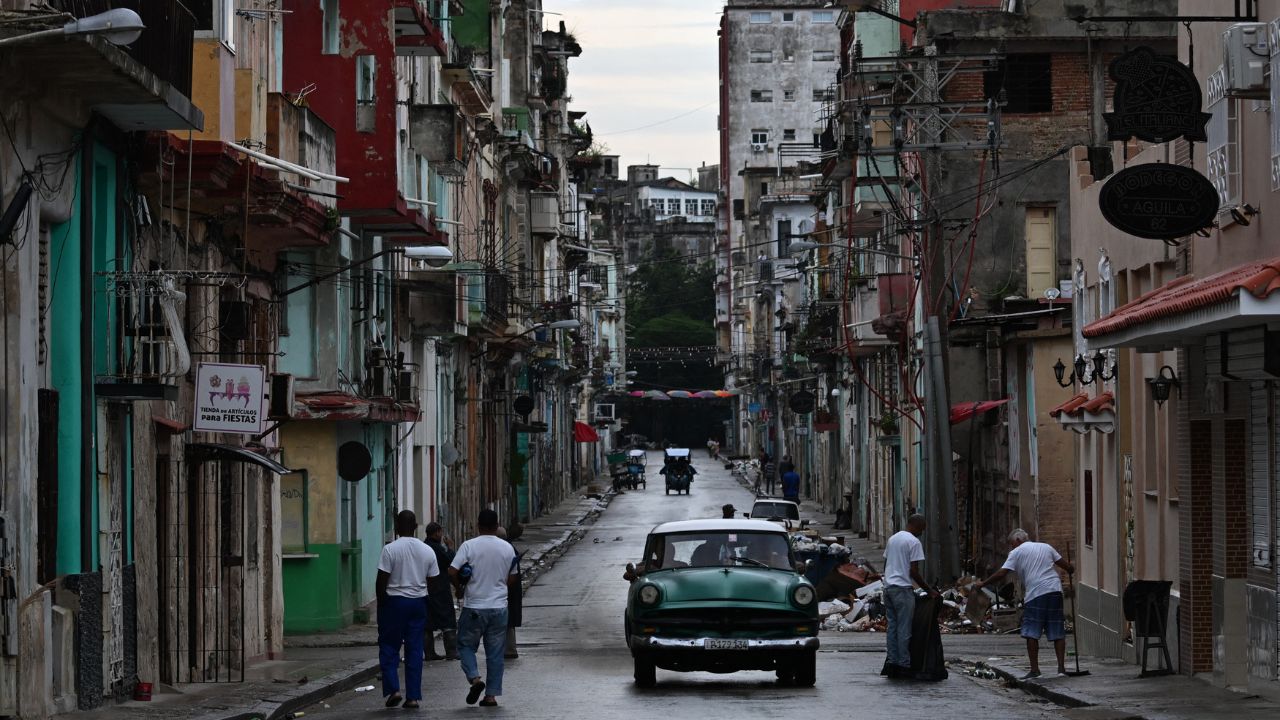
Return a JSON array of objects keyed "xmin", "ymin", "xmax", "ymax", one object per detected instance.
[{"xmin": 644, "ymin": 608, "xmax": 808, "ymax": 629}]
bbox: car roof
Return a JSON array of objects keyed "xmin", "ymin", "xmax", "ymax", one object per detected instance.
[
  {"xmin": 650, "ymin": 519, "xmax": 785, "ymax": 534},
  {"xmin": 664, "ymin": 448, "xmax": 690, "ymax": 456},
  {"xmin": 628, "ymin": 449, "xmax": 645, "ymax": 455},
  {"xmin": 752, "ymin": 498, "xmax": 799, "ymax": 507}
]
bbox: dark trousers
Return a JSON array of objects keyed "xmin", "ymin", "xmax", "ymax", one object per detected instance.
[{"xmin": 379, "ymin": 596, "xmax": 427, "ymax": 700}]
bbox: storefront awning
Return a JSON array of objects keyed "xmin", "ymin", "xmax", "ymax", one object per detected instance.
[
  {"xmin": 949, "ymin": 399, "xmax": 1008, "ymax": 425},
  {"xmin": 187, "ymin": 443, "xmax": 293, "ymax": 475},
  {"xmin": 1083, "ymin": 257, "xmax": 1280, "ymax": 350},
  {"xmin": 573, "ymin": 421, "xmax": 600, "ymax": 443}
]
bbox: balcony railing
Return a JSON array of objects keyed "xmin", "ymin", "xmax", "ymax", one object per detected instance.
[
  {"xmin": 483, "ymin": 270, "xmax": 511, "ymax": 328},
  {"xmin": 49, "ymin": 0, "xmax": 195, "ymax": 97}
]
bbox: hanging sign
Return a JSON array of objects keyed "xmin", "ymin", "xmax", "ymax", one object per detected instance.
[
  {"xmin": 789, "ymin": 390, "xmax": 816, "ymax": 414},
  {"xmin": 1103, "ymin": 46, "xmax": 1210, "ymax": 144},
  {"xmin": 194, "ymin": 362, "xmax": 266, "ymax": 434},
  {"xmin": 1098, "ymin": 164, "xmax": 1219, "ymax": 240}
]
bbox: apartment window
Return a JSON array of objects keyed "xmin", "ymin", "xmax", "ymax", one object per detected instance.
[
  {"xmin": 783, "ymin": 90, "xmax": 796, "ymax": 102},
  {"xmin": 760, "ymin": 182, "xmax": 769, "ymax": 197},
  {"xmin": 751, "ymin": 129, "xmax": 770, "ymax": 144},
  {"xmin": 193, "ymin": 0, "xmax": 237, "ymax": 52},
  {"xmin": 984, "ymin": 54, "xmax": 1053, "ymax": 113},
  {"xmin": 782, "ymin": 51, "xmax": 795, "ymax": 63},
  {"xmin": 1084, "ymin": 470, "xmax": 1094, "ymax": 547},
  {"xmin": 750, "ymin": 11, "xmax": 771, "ymax": 23},
  {"xmin": 751, "ymin": 90, "xmax": 773, "ymax": 103},
  {"xmin": 685, "ymin": 199, "xmax": 699, "ymax": 216},
  {"xmin": 782, "ymin": 11, "xmax": 794, "ymax": 22},
  {"xmin": 777, "ymin": 218, "xmax": 792, "ymax": 256},
  {"xmin": 813, "ymin": 88, "xmax": 835, "ymax": 102},
  {"xmin": 813, "ymin": 50, "xmax": 835, "ymax": 62},
  {"xmin": 813, "ymin": 132, "xmax": 822, "ymax": 147},
  {"xmin": 750, "ymin": 50, "xmax": 773, "ymax": 63},
  {"xmin": 667, "ymin": 198, "xmax": 682, "ymax": 215},
  {"xmin": 700, "ymin": 199, "xmax": 715, "ymax": 215},
  {"xmin": 1025, "ymin": 207, "xmax": 1057, "ymax": 298},
  {"xmin": 321, "ymin": 0, "xmax": 340, "ymax": 54},
  {"xmin": 783, "ymin": 129, "xmax": 796, "ymax": 141},
  {"xmin": 281, "ymin": 471, "xmax": 309, "ymax": 554},
  {"xmin": 356, "ymin": 55, "xmax": 376, "ymax": 104},
  {"xmin": 1207, "ymin": 65, "xmax": 1240, "ymax": 211},
  {"xmin": 812, "ymin": 10, "xmax": 835, "ymax": 23}
]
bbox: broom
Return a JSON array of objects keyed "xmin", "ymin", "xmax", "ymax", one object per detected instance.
[{"xmin": 1064, "ymin": 543, "xmax": 1090, "ymax": 677}]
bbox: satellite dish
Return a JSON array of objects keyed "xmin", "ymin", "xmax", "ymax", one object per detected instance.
[
  {"xmin": 337, "ymin": 441, "xmax": 373, "ymax": 482},
  {"xmin": 513, "ymin": 394, "xmax": 535, "ymax": 417},
  {"xmin": 440, "ymin": 444, "xmax": 462, "ymax": 467}
]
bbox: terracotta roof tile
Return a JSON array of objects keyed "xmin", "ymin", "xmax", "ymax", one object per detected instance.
[
  {"xmin": 1050, "ymin": 392, "xmax": 1115, "ymax": 420},
  {"xmin": 1082, "ymin": 392, "xmax": 1115, "ymax": 414},
  {"xmin": 1049, "ymin": 393, "xmax": 1090, "ymax": 418},
  {"xmin": 1083, "ymin": 257, "xmax": 1280, "ymax": 338}
]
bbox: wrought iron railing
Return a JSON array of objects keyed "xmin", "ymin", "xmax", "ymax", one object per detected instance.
[
  {"xmin": 483, "ymin": 270, "xmax": 511, "ymax": 328},
  {"xmin": 48, "ymin": 0, "xmax": 195, "ymax": 97}
]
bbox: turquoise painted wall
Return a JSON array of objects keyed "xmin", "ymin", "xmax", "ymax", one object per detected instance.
[{"xmin": 49, "ymin": 168, "xmax": 83, "ymax": 575}]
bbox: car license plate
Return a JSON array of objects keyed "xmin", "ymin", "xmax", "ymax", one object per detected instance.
[{"xmin": 705, "ymin": 638, "xmax": 748, "ymax": 650}]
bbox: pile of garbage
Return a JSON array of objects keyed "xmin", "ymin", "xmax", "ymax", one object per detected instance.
[{"xmin": 813, "ymin": 570, "xmax": 1015, "ymax": 635}]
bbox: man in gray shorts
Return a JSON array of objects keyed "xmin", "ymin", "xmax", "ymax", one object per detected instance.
[{"xmin": 976, "ymin": 529, "xmax": 1075, "ymax": 679}]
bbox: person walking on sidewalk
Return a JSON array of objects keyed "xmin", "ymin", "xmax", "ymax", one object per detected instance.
[
  {"xmin": 450, "ymin": 509, "xmax": 518, "ymax": 707},
  {"xmin": 497, "ymin": 526, "xmax": 524, "ymax": 660},
  {"xmin": 881, "ymin": 514, "xmax": 938, "ymax": 679},
  {"xmin": 376, "ymin": 510, "xmax": 440, "ymax": 709},
  {"xmin": 781, "ymin": 466, "xmax": 800, "ymax": 503},
  {"xmin": 423, "ymin": 522, "xmax": 458, "ymax": 661},
  {"xmin": 976, "ymin": 528, "xmax": 1075, "ymax": 679},
  {"xmin": 758, "ymin": 452, "xmax": 775, "ymax": 496}
]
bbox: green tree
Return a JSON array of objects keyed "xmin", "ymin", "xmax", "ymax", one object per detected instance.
[{"xmin": 626, "ymin": 247, "xmax": 718, "ymax": 389}]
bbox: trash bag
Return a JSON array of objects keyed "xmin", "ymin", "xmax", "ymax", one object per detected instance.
[{"xmin": 909, "ymin": 594, "xmax": 948, "ymax": 681}]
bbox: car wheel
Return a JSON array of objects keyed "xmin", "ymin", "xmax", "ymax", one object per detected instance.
[
  {"xmin": 634, "ymin": 655, "xmax": 657, "ymax": 687},
  {"xmin": 793, "ymin": 651, "xmax": 817, "ymax": 687},
  {"xmin": 665, "ymin": 488, "xmax": 670, "ymax": 495},
  {"xmin": 775, "ymin": 666, "xmax": 794, "ymax": 685}
]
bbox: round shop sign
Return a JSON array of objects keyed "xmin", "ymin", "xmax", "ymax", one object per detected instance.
[
  {"xmin": 1098, "ymin": 164, "xmax": 1219, "ymax": 240},
  {"xmin": 789, "ymin": 390, "xmax": 816, "ymax": 414}
]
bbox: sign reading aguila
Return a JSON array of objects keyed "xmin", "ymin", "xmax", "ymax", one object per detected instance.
[
  {"xmin": 1103, "ymin": 46, "xmax": 1210, "ymax": 144},
  {"xmin": 1098, "ymin": 164, "xmax": 1219, "ymax": 240},
  {"xmin": 193, "ymin": 362, "xmax": 266, "ymax": 434}
]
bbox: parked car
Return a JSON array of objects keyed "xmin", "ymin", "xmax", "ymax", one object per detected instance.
[
  {"xmin": 746, "ymin": 498, "xmax": 808, "ymax": 531},
  {"xmin": 624, "ymin": 519, "xmax": 819, "ymax": 687}
]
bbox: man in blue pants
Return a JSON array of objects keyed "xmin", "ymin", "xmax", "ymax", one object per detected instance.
[
  {"xmin": 450, "ymin": 509, "xmax": 518, "ymax": 707},
  {"xmin": 376, "ymin": 510, "xmax": 440, "ymax": 709}
]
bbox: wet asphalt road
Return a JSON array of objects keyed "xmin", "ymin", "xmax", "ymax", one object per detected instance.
[{"xmin": 299, "ymin": 453, "xmax": 1060, "ymax": 719}]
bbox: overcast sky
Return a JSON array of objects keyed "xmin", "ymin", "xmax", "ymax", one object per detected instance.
[{"xmin": 544, "ymin": 0, "xmax": 721, "ymax": 183}]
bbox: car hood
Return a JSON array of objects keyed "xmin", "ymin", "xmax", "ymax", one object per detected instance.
[{"xmin": 643, "ymin": 567, "xmax": 798, "ymax": 603}]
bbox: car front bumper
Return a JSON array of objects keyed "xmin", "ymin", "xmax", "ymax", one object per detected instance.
[{"xmin": 632, "ymin": 636, "xmax": 819, "ymax": 651}]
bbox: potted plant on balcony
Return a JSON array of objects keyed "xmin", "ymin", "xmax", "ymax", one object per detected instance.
[{"xmin": 876, "ymin": 412, "xmax": 900, "ymax": 445}]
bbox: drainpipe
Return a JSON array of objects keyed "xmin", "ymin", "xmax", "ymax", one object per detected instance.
[{"xmin": 79, "ymin": 132, "xmax": 94, "ymax": 571}]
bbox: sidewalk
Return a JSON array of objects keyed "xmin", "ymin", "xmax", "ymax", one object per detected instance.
[{"xmin": 66, "ymin": 485, "xmax": 616, "ymax": 720}]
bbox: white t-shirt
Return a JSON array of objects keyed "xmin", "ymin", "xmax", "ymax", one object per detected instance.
[
  {"xmin": 451, "ymin": 535, "xmax": 518, "ymax": 610},
  {"xmin": 378, "ymin": 536, "xmax": 440, "ymax": 599},
  {"xmin": 883, "ymin": 530, "xmax": 925, "ymax": 588},
  {"xmin": 1001, "ymin": 541, "xmax": 1063, "ymax": 603}
]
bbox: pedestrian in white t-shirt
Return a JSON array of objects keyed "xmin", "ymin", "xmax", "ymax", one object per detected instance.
[
  {"xmin": 449, "ymin": 509, "xmax": 518, "ymax": 707},
  {"xmin": 977, "ymin": 529, "xmax": 1075, "ymax": 678},
  {"xmin": 881, "ymin": 514, "xmax": 938, "ymax": 678},
  {"xmin": 375, "ymin": 510, "xmax": 440, "ymax": 709}
]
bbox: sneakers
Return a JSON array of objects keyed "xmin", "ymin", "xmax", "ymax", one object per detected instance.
[{"xmin": 1020, "ymin": 670, "xmax": 1042, "ymax": 680}]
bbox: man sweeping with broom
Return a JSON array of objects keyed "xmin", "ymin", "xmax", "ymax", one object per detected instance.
[{"xmin": 976, "ymin": 529, "xmax": 1075, "ymax": 679}]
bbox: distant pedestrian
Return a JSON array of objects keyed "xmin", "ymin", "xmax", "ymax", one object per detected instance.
[
  {"xmin": 450, "ymin": 509, "xmax": 518, "ymax": 707},
  {"xmin": 976, "ymin": 529, "xmax": 1075, "ymax": 679},
  {"xmin": 376, "ymin": 510, "xmax": 440, "ymax": 709},
  {"xmin": 721, "ymin": 503, "xmax": 737, "ymax": 519},
  {"xmin": 781, "ymin": 467, "xmax": 800, "ymax": 502},
  {"xmin": 759, "ymin": 452, "xmax": 776, "ymax": 495},
  {"xmin": 496, "ymin": 526, "xmax": 524, "ymax": 660},
  {"xmin": 881, "ymin": 514, "xmax": 937, "ymax": 679},
  {"xmin": 423, "ymin": 522, "xmax": 458, "ymax": 661}
]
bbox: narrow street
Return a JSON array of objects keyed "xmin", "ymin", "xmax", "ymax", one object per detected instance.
[{"xmin": 301, "ymin": 454, "xmax": 1056, "ymax": 719}]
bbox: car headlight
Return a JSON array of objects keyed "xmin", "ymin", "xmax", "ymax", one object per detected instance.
[
  {"xmin": 638, "ymin": 584, "xmax": 661, "ymax": 605},
  {"xmin": 792, "ymin": 585, "xmax": 815, "ymax": 606}
]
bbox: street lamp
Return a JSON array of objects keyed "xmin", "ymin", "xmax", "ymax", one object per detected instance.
[
  {"xmin": 1146, "ymin": 365, "xmax": 1180, "ymax": 407},
  {"xmin": 0, "ymin": 9, "xmax": 146, "ymax": 49},
  {"xmin": 1053, "ymin": 351, "xmax": 1117, "ymax": 387}
]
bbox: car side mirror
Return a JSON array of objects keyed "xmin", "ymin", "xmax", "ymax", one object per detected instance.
[{"xmin": 742, "ymin": 512, "xmax": 750, "ymax": 518}]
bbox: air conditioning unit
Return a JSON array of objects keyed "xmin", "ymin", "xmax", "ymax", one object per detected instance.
[
  {"xmin": 594, "ymin": 403, "xmax": 615, "ymax": 420},
  {"xmin": 1223, "ymin": 23, "xmax": 1269, "ymax": 98},
  {"xmin": 268, "ymin": 373, "xmax": 294, "ymax": 420},
  {"xmin": 751, "ymin": 142, "xmax": 768, "ymax": 153}
]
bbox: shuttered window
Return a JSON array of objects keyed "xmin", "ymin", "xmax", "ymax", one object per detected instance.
[{"xmin": 1025, "ymin": 207, "xmax": 1056, "ymax": 299}]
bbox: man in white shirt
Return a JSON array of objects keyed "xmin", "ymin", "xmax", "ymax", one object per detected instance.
[
  {"xmin": 375, "ymin": 510, "xmax": 440, "ymax": 709},
  {"xmin": 977, "ymin": 528, "xmax": 1075, "ymax": 678},
  {"xmin": 449, "ymin": 509, "xmax": 518, "ymax": 707},
  {"xmin": 881, "ymin": 514, "xmax": 937, "ymax": 678}
]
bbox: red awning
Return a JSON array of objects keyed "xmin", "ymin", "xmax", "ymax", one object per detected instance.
[
  {"xmin": 573, "ymin": 421, "xmax": 600, "ymax": 443},
  {"xmin": 949, "ymin": 399, "xmax": 1008, "ymax": 425},
  {"xmin": 153, "ymin": 415, "xmax": 189, "ymax": 434}
]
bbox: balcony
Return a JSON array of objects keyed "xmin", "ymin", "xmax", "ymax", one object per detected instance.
[
  {"xmin": 20, "ymin": 0, "xmax": 201, "ymax": 129},
  {"xmin": 393, "ymin": 0, "xmax": 447, "ymax": 56},
  {"xmin": 409, "ymin": 104, "xmax": 466, "ymax": 176},
  {"xmin": 530, "ymin": 192, "xmax": 560, "ymax": 237},
  {"xmin": 93, "ymin": 272, "xmax": 186, "ymax": 401},
  {"xmin": 462, "ymin": 266, "xmax": 512, "ymax": 335}
]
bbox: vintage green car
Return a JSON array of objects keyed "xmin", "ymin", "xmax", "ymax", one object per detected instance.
[{"xmin": 624, "ymin": 519, "xmax": 819, "ymax": 687}]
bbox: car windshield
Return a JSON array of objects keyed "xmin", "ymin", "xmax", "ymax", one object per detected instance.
[
  {"xmin": 752, "ymin": 502, "xmax": 800, "ymax": 521},
  {"xmin": 644, "ymin": 531, "xmax": 793, "ymax": 571}
]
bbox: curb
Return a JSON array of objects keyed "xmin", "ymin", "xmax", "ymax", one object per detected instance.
[
  {"xmin": 957, "ymin": 659, "xmax": 1127, "ymax": 713},
  {"xmin": 193, "ymin": 659, "xmax": 380, "ymax": 720}
]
